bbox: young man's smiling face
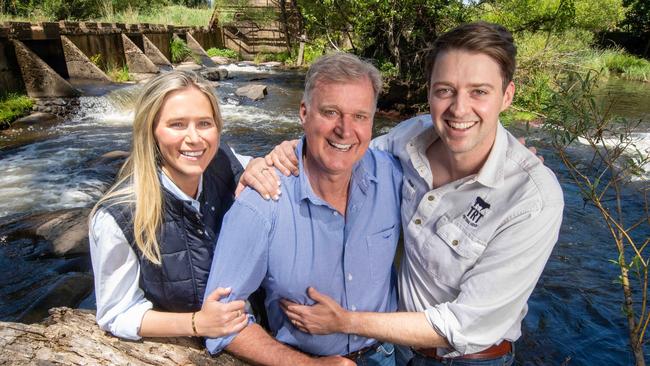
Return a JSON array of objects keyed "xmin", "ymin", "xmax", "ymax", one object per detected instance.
[
  {"xmin": 428, "ymin": 49, "xmax": 515, "ymax": 160},
  {"xmin": 300, "ymin": 77, "xmax": 375, "ymax": 178}
]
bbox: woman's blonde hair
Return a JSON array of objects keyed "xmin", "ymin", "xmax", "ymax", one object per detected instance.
[{"xmin": 91, "ymin": 71, "xmax": 223, "ymax": 264}]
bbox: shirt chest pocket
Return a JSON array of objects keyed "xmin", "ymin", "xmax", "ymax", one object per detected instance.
[
  {"xmin": 423, "ymin": 220, "xmax": 487, "ymax": 289},
  {"xmin": 366, "ymin": 225, "xmax": 398, "ymax": 284}
]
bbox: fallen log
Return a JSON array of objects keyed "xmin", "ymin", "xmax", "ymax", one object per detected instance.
[{"xmin": 0, "ymin": 307, "xmax": 248, "ymax": 365}]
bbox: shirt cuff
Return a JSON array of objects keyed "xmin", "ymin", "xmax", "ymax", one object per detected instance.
[
  {"xmin": 204, "ymin": 316, "xmax": 255, "ymax": 354},
  {"xmin": 424, "ymin": 304, "xmax": 468, "ymax": 357},
  {"xmin": 107, "ymin": 300, "xmax": 153, "ymax": 340}
]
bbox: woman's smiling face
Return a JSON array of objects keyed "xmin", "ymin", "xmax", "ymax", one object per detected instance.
[{"xmin": 154, "ymin": 86, "xmax": 219, "ymax": 195}]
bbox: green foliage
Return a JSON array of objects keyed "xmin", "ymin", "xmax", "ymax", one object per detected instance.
[
  {"xmin": 206, "ymin": 47, "xmax": 240, "ymax": 60},
  {"xmin": 170, "ymin": 37, "xmax": 193, "ymax": 63},
  {"xmin": 602, "ymin": 52, "xmax": 650, "ymax": 81},
  {"xmin": 622, "ymin": 0, "xmax": 650, "ymax": 34},
  {"xmin": 253, "ymin": 52, "xmax": 291, "ymax": 64},
  {"xmin": 474, "ymin": 0, "xmax": 623, "ymax": 33},
  {"xmin": 213, "ymin": 0, "xmax": 278, "ymax": 25},
  {"xmin": 89, "ymin": 53, "xmax": 102, "ymax": 68},
  {"xmin": 543, "ymin": 69, "xmax": 649, "ymax": 364},
  {"xmin": 106, "ymin": 63, "xmax": 131, "ymax": 82},
  {"xmin": 0, "ymin": 93, "xmax": 34, "ymax": 128}
]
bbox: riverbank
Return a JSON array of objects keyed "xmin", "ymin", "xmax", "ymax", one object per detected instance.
[{"xmin": 0, "ymin": 94, "xmax": 33, "ymax": 129}]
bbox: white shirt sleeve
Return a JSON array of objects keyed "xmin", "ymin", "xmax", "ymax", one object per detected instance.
[
  {"xmin": 230, "ymin": 146, "xmax": 252, "ymax": 168},
  {"xmin": 89, "ymin": 209, "xmax": 153, "ymax": 340}
]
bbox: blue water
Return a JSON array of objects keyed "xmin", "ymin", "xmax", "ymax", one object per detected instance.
[{"xmin": 0, "ymin": 67, "xmax": 648, "ymax": 364}]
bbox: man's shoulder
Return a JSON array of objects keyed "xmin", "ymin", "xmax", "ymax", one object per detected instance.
[{"xmin": 503, "ymin": 132, "xmax": 564, "ymax": 207}]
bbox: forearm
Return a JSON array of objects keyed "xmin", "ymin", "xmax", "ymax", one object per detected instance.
[
  {"xmin": 226, "ymin": 324, "xmax": 316, "ymax": 365},
  {"xmin": 139, "ymin": 309, "xmax": 194, "ymax": 337},
  {"xmin": 345, "ymin": 311, "xmax": 449, "ymax": 349}
]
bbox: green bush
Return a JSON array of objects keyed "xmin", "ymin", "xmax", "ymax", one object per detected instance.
[
  {"xmin": 170, "ymin": 37, "xmax": 193, "ymax": 63},
  {"xmin": 253, "ymin": 52, "xmax": 292, "ymax": 64},
  {"xmin": 206, "ymin": 48, "xmax": 240, "ymax": 60},
  {"xmin": 106, "ymin": 63, "xmax": 131, "ymax": 82},
  {"xmin": 0, "ymin": 93, "xmax": 34, "ymax": 128}
]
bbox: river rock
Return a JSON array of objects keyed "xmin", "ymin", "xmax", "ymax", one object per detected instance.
[
  {"xmin": 259, "ymin": 61, "xmax": 282, "ymax": 68},
  {"xmin": 17, "ymin": 273, "xmax": 94, "ymax": 324},
  {"xmin": 235, "ymin": 84, "xmax": 268, "ymax": 101},
  {"xmin": 0, "ymin": 307, "xmax": 249, "ymax": 365},
  {"xmin": 175, "ymin": 62, "xmax": 203, "ymax": 72},
  {"xmin": 201, "ymin": 67, "xmax": 229, "ymax": 81},
  {"xmin": 211, "ymin": 56, "xmax": 234, "ymax": 65},
  {"xmin": 29, "ymin": 208, "xmax": 91, "ymax": 256},
  {"xmin": 10, "ymin": 112, "xmax": 60, "ymax": 129}
]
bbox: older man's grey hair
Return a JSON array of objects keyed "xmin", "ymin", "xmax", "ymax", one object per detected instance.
[{"xmin": 302, "ymin": 52, "xmax": 383, "ymax": 108}]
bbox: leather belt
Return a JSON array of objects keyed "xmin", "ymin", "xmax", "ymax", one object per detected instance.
[
  {"xmin": 415, "ymin": 341, "xmax": 512, "ymax": 360},
  {"xmin": 343, "ymin": 342, "xmax": 380, "ymax": 360}
]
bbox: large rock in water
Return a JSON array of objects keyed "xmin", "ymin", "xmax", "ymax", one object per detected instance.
[
  {"xmin": 235, "ymin": 84, "xmax": 267, "ymax": 101},
  {"xmin": 0, "ymin": 307, "xmax": 248, "ymax": 365}
]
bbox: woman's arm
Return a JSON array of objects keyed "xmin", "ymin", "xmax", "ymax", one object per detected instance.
[{"xmin": 89, "ymin": 210, "xmax": 247, "ymax": 339}]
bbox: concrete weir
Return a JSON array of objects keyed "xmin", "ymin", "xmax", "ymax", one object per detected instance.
[
  {"xmin": 0, "ymin": 21, "xmax": 225, "ymax": 97},
  {"xmin": 60, "ymin": 35, "xmax": 110, "ymax": 81}
]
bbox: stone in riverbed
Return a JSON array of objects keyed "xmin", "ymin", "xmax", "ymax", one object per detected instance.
[
  {"xmin": 16, "ymin": 273, "xmax": 94, "ymax": 324},
  {"xmin": 175, "ymin": 62, "xmax": 203, "ymax": 71},
  {"xmin": 11, "ymin": 112, "xmax": 60, "ymax": 129},
  {"xmin": 235, "ymin": 84, "xmax": 267, "ymax": 101},
  {"xmin": 200, "ymin": 67, "xmax": 229, "ymax": 81},
  {"xmin": 27, "ymin": 208, "xmax": 91, "ymax": 256}
]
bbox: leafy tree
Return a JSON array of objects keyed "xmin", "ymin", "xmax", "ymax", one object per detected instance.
[
  {"xmin": 622, "ymin": 0, "xmax": 650, "ymax": 34},
  {"xmin": 544, "ymin": 69, "xmax": 650, "ymax": 366}
]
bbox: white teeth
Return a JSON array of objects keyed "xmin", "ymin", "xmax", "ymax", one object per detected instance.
[
  {"xmin": 446, "ymin": 120, "xmax": 477, "ymax": 130},
  {"xmin": 181, "ymin": 151, "xmax": 203, "ymax": 157},
  {"xmin": 329, "ymin": 141, "xmax": 352, "ymax": 151}
]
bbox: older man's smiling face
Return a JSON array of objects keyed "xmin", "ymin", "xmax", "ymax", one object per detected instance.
[{"xmin": 300, "ymin": 77, "xmax": 375, "ymax": 178}]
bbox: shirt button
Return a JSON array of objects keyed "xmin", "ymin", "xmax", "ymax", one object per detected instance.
[
  {"xmin": 452, "ymin": 239, "xmax": 459, "ymax": 246},
  {"xmin": 333, "ymin": 211, "xmax": 339, "ymax": 216},
  {"xmin": 428, "ymin": 195, "xmax": 435, "ymax": 201},
  {"xmin": 347, "ymin": 273, "xmax": 353, "ymax": 281},
  {"xmin": 414, "ymin": 219, "xmax": 422, "ymax": 225},
  {"xmin": 351, "ymin": 305, "xmax": 357, "ymax": 311},
  {"xmin": 198, "ymin": 229, "xmax": 203, "ymax": 235},
  {"xmin": 211, "ymin": 206, "xmax": 215, "ymax": 211}
]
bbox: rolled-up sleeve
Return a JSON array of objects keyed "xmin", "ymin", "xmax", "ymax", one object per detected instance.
[
  {"xmin": 203, "ymin": 192, "xmax": 273, "ymax": 354},
  {"xmin": 89, "ymin": 210, "xmax": 153, "ymax": 340},
  {"xmin": 424, "ymin": 201, "xmax": 563, "ymax": 356}
]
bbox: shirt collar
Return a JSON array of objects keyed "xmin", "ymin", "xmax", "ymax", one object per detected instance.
[
  {"xmin": 474, "ymin": 122, "xmax": 507, "ymax": 188},
  {"xmin": 294, "ymin": 137, "xmax": 376, "ymax": 205},
  {"xmin": 407, "ymin": 116, "xmax": 506, "ymax": 188},
  {"xmin": 159, "ymin": 171, "xmax": 203, "ymax": 211}
]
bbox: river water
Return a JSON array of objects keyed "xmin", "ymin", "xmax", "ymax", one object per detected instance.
[{"xmin": 0, "ymin": 65, "xmax": 649, "ymax": 365}]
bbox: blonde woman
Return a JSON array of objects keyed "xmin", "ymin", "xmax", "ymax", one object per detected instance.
[{"xmin": 89, "ymin": 71, "xmax": 248, "ymax": 340}]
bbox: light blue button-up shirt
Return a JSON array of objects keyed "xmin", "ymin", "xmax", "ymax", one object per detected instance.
[{"xmin": 204, "ymin": 138, "xmax": 403, "ymax": 356}]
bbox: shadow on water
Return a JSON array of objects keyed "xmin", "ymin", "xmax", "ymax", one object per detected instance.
[{"xmin": 0, "ymin": 65, "xmax": 648, "ymax": 363}]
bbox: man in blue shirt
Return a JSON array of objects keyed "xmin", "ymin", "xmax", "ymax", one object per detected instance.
[{"xmin": 203, "ymin": 53, "xmax": 403, "ymax": 365}]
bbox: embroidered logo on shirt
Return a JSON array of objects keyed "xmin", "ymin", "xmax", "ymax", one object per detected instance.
[{"xmin": 463, "ymin": 197, "xmax": 490, "ymax": 227}]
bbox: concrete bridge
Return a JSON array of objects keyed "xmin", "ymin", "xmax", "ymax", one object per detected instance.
[{"xmin": 0, "ymin": 21, "xmax": 225, "ymax": 98}]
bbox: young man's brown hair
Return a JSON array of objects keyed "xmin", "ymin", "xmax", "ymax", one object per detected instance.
[{"xmin": 425, "ymin": 21, "xmax": 517, "ymax": 91}]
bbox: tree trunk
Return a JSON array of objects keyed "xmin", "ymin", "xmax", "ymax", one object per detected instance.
[{"xmin": 0, "ymin": 307, "xmax": 249, "ymax": 365}]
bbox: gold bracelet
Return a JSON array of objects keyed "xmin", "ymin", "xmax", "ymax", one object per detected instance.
[{"xmin": 191, "ymin": 312, "xmax": 198, "ymax": 336}]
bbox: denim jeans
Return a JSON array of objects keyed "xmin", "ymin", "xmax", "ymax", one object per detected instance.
[
  {"xmin": 408, "ymin": 345, "xmax": 515, "ymax": 366},
  {"xmin": 355, "ymin": 342, "xmax": 396, "ymax": 366}
]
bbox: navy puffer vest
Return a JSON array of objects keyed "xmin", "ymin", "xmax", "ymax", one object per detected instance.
[{"xmin": 105, "ymin": 144, "xmax": 243, "ymax": 312}]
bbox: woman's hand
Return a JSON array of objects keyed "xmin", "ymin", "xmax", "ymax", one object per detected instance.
[
  {"xmin": 265, "ymin": 139, "xmax": 300, "ymax": 176},
  {"xmin": 236, "ymin": 158, "xmax": 281, "ymax": 200},
  {"xmin": 280, "ymin": 287, "xmax": 350, "ymax": 335},
  {"xmin": 195, "ymin": 287, "xmax": 248, "ymax": 338},
  {"xmin": 235, "ymin": 139, "xmax": 300, "ymax": 200}
]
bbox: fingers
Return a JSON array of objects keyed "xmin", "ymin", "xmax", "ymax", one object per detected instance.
[
  {"xmin": 517, "ymin": 136, "xmax": 526, "ymax": 145},
  {"xmin": 240, "ymin": 166, "xmax": 281, "ymax": 201},
  {"xmin": 266, "ymin": 140, "xmax": 300, "ymax": 176},
  {"xmin": 307, "ymin": 287, "xmax": 329, "ymax": 304},
  {"xmin": 206, "ymin": 287, "xmax": 232, "ymax": 301}
]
